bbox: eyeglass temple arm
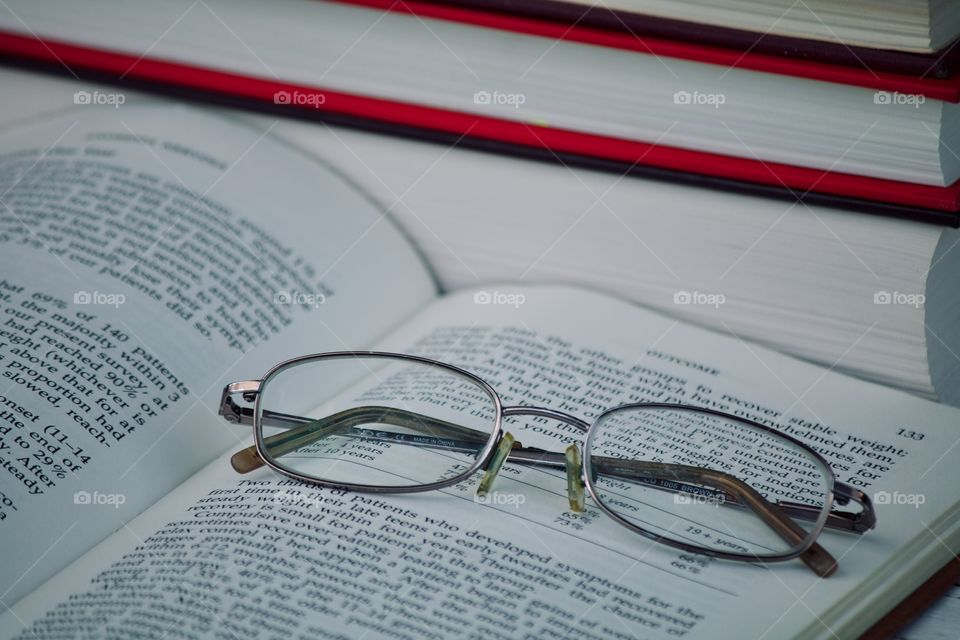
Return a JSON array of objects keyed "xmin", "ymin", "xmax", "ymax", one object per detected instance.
[
  {"xmin": 506, "ymin": 449, "xmax": 842, "ymax": 576},
  {"xmin": 220, "ymin": 382, "xmax": 492, "ymax": 473},
  {"xmin": 505, "ymin": 447, "xmax": 874, "ymax": 535},
  {"xmin": 220, "ymin": 387, "xmax": 872, "ymax": 557},
  {"xmin": 221, "ymin": 386, "xmax": 875, "ymax": 529},
  {"xmin": 221, "ymin": 388, "xmax": 874, "ymax": 530},
  {"xmin": 221, "ymin": 382, "xmax": 490, "ymax": 437},
  {"xmin": 610, "ymin": 458, "xmax": 846, "ymax": 574},
  {"xmin": 221, "ymin": 388, "xmax": 875, "ymax": 533},
  {"xmin": 230, "ymin": 410, "xmax": 837, "ymax": 576}
]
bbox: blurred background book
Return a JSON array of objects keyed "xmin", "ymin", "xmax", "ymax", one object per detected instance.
[
  {"xmin": 2, "ymin": 0, "xmax": 960, "ymax": 221},
  {"xmin": 434, "ymin": 0, "xmax": 960, "ymax": 70}
]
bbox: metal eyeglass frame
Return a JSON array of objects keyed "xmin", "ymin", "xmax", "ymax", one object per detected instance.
[{"xmin": 219, "ymin": 351, "xmax": 876, "ymax": 577}]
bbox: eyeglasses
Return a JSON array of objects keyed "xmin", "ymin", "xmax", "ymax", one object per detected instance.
[{"xmin": 219, "ymin": 351, "xmax": 876, "ymax": 576}]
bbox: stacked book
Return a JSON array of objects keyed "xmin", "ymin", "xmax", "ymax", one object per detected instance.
[
  {"xmin": 0, "ymin": 0, "xmax": 956, "ymax": 406},
  {"xmin": 1, "ymin": 0, "xmax": 959, "ymax": 222}
]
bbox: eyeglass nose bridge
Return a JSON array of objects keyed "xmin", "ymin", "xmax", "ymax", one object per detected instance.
[{"xmin": 479, "ymin": 405, "xmax": 591, "ymax": 511}]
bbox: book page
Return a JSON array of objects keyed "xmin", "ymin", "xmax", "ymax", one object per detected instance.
[
  {"xmin": 4, "ymin": 285, "xmax": 958, "ymax": 639},
  {"xmin": 0, "ymin": 105, "xmax": 434, "ymax": 605}
]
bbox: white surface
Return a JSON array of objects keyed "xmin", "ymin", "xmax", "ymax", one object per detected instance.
[{"xmin": 0, "ymin": 0, "xmax": 957, "ymax": 185}]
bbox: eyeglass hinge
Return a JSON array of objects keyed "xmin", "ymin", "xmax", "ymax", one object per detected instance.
[
  {"xmin": 832, "ymin": 483, "xmax": 877, "ymax": 533},
  {"xmin": 219, "ymin": 380, "xmax": 261, "ymax": 426}
]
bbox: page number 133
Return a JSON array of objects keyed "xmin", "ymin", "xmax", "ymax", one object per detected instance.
[{"xmin": 897, "ymin": 428, "xmax": 926, "ymax": 441}]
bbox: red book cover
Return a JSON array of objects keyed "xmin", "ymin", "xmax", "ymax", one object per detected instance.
[
  {"xmin": 0, "ymin": 22, "xmax": 958, "ymax": 224},
  {"xmin": 422, "ymin": 0, "xmax": 960, "ymax": 79},
  {"xmin": 338, "ymin": 0, "xmax": 960, "ymax": 103}
]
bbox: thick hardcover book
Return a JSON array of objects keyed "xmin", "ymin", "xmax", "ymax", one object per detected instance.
[
  {"xmin": 0, "ymin": 29, "xmax": 958, "ymax": 226},
  {"xmin": 338, "ymin": 0, "xmax": 960, "ymax": 102},
  {"xmin": 429, "ymin": 0, "xmax": 960, "ymax": 79}
]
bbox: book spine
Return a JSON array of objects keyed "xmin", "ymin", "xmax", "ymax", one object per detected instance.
[
  {"xmin": 328, "ymin": 0, "xmax": 960, "ymax": 102},
  {"xmin": 0, "ymin": 28, "xmax": 957, "ymax": 222},
  {"xmin": 426, "ymin": 0, "xmax": 959, "ymax": 78}
]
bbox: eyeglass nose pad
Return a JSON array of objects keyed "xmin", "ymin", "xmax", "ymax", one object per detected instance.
[
  {"xmin": 565, "ymin": 444, "xmax": 586, "ymax": 513},
  {"xmin": 475, "ymin": 431, "xmax": 516, "ymax": 499}
]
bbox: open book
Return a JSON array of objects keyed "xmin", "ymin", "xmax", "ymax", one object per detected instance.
[{"xmin": 1, "ymin": 105, "xmax": 959, "ymax": 639}]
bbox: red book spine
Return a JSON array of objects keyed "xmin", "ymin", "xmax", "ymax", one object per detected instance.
[
  {"xmin": 334, "ymin": 0, "xmax": 960, "ymax": 103},
  {"xmin": 0, "ymin": 28, "xmax": 957, "ymax": 213}
]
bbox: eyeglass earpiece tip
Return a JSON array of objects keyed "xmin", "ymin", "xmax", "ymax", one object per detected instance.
[
  {"xmin": 802, "ymin": 542, "xmax": 838, "ymax": 578},
  {"xmin": 231, "ymin": 447, "xmax": 264, "ymax": 474}
]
